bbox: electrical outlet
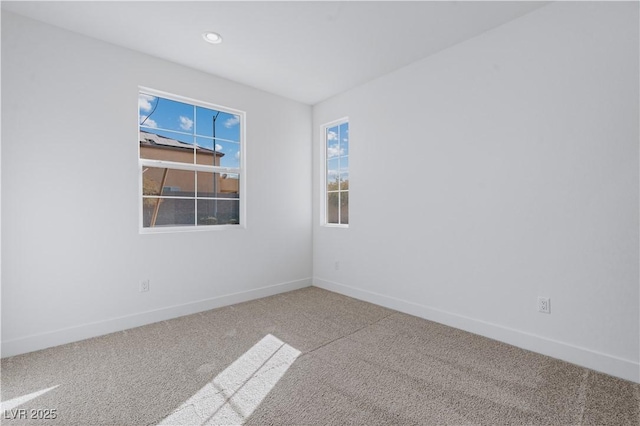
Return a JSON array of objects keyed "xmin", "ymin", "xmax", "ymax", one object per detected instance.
[
  {"xmin": 334, "ymin": 261, "xmax": 340, "ymax": 271},
  {"xmin": 538, "ymin": 297, "xmax": 550, "ymax": 314},
  {"xmin": 140, "ymin": 279, "xmax": 150, "ymax": 293}
]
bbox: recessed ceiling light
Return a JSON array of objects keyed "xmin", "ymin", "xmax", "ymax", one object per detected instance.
[{"xmin": 202, "ymin": 32, "xmax": 223, "ymax": 44}]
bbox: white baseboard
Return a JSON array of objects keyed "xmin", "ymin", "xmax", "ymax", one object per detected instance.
[
  {"xmin": 313, "ymin": 278, "xmax": 640, "ymax": 384},
  {"xmin": 1, "ymin": 278, "xmax": 312, "ymax": 358}
]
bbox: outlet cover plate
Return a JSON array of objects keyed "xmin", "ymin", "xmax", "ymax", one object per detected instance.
[{"xmin": 538, "ymin": 297, "xmax": 550, "ymax": 314}]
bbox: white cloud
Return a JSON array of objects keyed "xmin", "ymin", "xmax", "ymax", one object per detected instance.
[
  {"xmin": 179, "ymin": 116, "xmax": 193, "ymax": 131},
  {"xmin": 138, "ymin": 94, "xmax": 156, "ymax": 112},
  {"xmin": 327, "ymin": 130, "xmax": 338, "ymax": 141},
  {"xmin": 235, "ymin": 151, "xmax": 240, "ymax": 160},
  {"xmin": 215, "ymin": 143, "xmax": 223, "ymax": 151},
  {"xmin": 140, "ymin": 115, "xmax": 158, "ymax": 128},
  {"xmin": 327, "ymin": 143, "xmax": 344, "ymax": 158},
  {"xmin": 224, "ymin": 116, "xmax": 240, "ymax": 128}
]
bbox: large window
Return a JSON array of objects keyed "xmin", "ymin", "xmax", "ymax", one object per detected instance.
[
  {"xmin": 323, "ymin": 119, "xmax": 349, "ymax": 226},
  {"xmin": 138, "ymin": 88, "xmax": 244, "ymax": 231}
]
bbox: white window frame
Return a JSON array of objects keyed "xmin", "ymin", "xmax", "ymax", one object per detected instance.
[
  {"xmin": 321, "ymin": 117, "xmax": 349, "ymax": 228},
  {"xmin": 138, "ymin": 87, "xmax": 246, "ymax": 234}
]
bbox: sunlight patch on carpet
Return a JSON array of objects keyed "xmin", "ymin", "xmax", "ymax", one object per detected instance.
[
  {"xmin": 0, "ymin": 385, "xmax": 59, "ymax": 412},
  {"xmin": 159, "ymin": 334, "xmax": 300, "ymax": 425}
]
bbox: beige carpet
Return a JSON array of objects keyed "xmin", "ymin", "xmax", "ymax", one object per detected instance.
[{"xmin": 1, "ymin": 287, "xmax": 638, "ymax": 425}]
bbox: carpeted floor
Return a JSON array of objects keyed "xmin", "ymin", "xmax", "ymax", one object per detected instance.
[{"xmin": 1, "ymin": 287, "xmax": 638, "ymax": 425}]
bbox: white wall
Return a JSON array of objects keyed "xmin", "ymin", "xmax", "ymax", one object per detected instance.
[
  {"xmin": 1, "ymin": 12, "xmax": 312, "ymax": 356},
  {"xmin": 313, "ymin": 2, "xmax": 639, "ymax": 382},
  {"xmin": 3, "ymin": 2, "xmax": 639, "ymax": 384}
]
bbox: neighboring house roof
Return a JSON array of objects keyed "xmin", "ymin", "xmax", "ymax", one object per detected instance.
[{"xmin": 140, "ymin": 130, "xmax": 224, "ymax": 156}]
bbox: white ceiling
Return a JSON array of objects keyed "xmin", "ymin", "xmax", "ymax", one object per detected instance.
[{"xmin": 2, "ymin": 1, "xmax": 548, "ymax": 105}]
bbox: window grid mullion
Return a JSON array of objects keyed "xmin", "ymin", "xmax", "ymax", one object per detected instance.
[
  {"xmin": 139, "ymin": 159, "xmax": 239, "ymax": 174},
  {"xmin": 143, "ymin": 195, "xmax": 239, "ymax": 201},
  {"xmin": 140, "ymin": 125, "xmax": 239, "ymax": 145},
  {"xmin": 193, "ymin": 104, "xmax": 197, "ymax": 226},
  {"xmin": 326, "ymin": 127, "xmax": 331, "ymax": 224},
  {"xmin": 338, "ymin": 124, "xmax": 342, "ymax": 225}
]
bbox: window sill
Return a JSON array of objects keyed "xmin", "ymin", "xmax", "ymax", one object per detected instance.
[
  {"xmin": 323, "ymin": 223, "xmax": 349, "ymax": 229},
  {"xmin": 140, "ymin": 224, "xmax": 245, "ymax": 234}
]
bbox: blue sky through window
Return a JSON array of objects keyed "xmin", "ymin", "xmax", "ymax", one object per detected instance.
[
  {"xmin": 139, "ymin": 92, "xmax": 241, "ymax": 168},
  {"xmin": 326, "ymin": 122, "xmax": 349, "ymax": 184}
]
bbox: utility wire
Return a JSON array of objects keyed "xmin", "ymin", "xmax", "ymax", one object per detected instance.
[{"xmin": 140, "ymin": 96, "xmax": 160, "ymax": 126}]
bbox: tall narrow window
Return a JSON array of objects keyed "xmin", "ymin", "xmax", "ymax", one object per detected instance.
[
  {"xmin": 138, "ymin": 88, "xmax": 244, "ymax": 231},
  {"xmin": 324, "ymin": 119, "xmax": 349, "ymax": 226}
]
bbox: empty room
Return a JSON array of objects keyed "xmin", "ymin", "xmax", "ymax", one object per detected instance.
[{"xmin": 1, "ymin": 1, "xmax": 638, "ymax": 425}]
